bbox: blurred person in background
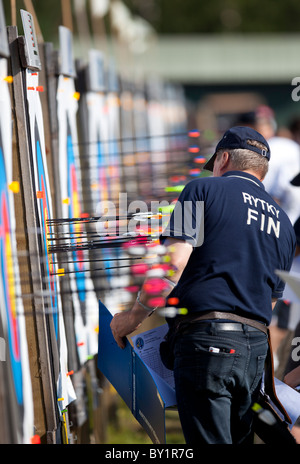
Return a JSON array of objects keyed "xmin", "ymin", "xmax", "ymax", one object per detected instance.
[
  {"xmin": 281, "ymin": 215, "xmax": 300, "ymax": 443},
  {"xmin": 289, "ymin": 116, "xmax": 300, "ymax": 146},
  {"xmin": 255, "ymin": 106, "xmax": 300, "ymax": 225},
  {"xmin": 254, "ymin": 105, "xmax": 277, "ymax": 141},
  {"xmin": 251, "ymin": 108, "xmax": 300, "ymax": 374},
  {"xmin": 273, "ymin": 217, "xmax": 300, "ymax": 374}
]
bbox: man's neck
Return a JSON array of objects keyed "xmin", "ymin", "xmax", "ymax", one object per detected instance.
[{"xmin": 224, "ymin": 168, "xmax": 264, "ymax": 182}]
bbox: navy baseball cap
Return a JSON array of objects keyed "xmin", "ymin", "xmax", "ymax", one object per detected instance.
[{"xmin": 203, "ymin": 126, "xmax": 271, "ymax": 172}]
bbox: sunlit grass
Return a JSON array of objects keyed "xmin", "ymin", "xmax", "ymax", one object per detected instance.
[{"xmin": 105, "ymin": 397, "xmax": 185, "ymax": 445}]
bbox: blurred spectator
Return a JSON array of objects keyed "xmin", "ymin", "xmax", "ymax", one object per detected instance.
[
  {"xmin": 283, "ymin": 300, "xmax": 300, "ymax": 443},
  {"xmin": 234, "ymin": 106, "xmax": 300, "ymax": 223},
  {"xmin": 272, "ymin": 217, "xmax": 300, "ymax": 373},
  {"xmin": 254, "ymin": 106, "xmax": 300, "ymax": 224},
  {"xmin": 256, "ymin": 109, "xmax": 300, "ymax": 441},
  {"xmin": 255, "ymin": 105, "xmax": 277, "ymax": 140},
  {"xmin": 263, "ymin": 137, "xmax": 300, "ymax": 224},
  {"xmin": 289, "ymin": 116, "xmax": 300, "ymax": 146}
]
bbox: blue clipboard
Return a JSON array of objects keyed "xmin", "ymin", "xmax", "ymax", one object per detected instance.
[{"xmin": 97, "ymin": 301, "xmax": 174, "ymax": 444}]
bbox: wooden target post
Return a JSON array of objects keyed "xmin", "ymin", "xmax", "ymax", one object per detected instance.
[
  {"xmin": 0, "ymin": 0, "xmax": 34, "ymax": 444},
  {"xmin": 7, "ymin": 9, "xmax": 77, "ymax": 444}
]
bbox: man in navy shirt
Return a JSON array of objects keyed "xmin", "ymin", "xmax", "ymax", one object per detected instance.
[{"xmin": 110, "ymin": 126, "xmax": 296, "ymax": 444}]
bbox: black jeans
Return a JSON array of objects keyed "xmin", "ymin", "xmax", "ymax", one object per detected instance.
[{"xmin": 173, "ymin": 321, "xmax": 268, "ymax": 444}]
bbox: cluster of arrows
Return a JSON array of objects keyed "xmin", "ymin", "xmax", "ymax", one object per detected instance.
[{"xmin": 0, "ymin": 1, "xmax": 209, "ymax": 445}]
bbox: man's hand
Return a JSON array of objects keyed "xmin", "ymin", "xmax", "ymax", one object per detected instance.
[
  {"xmin": 110, "ymin": 238, "xmax": 193, "ymax": 349},
  {"xmin": 110, "ymin": 301, "xmax": 149, "ymax": 349}
]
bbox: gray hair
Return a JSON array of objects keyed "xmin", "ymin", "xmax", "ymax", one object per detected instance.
[{"xmin": 216, "ymin": 139, "xmax": 269, "ymax": 179}]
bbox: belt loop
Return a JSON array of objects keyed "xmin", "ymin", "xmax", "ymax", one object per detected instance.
[
  {"xmin": 242, "ymin": 323, "xmax": 249, "ymax": 334},
  {"xmin": 210, "ymin": 322, "xmax": 216, "ymax": 335}
]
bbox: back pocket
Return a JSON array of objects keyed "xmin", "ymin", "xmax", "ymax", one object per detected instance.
[{"xmin": 249, "ymin": 354, "xmax": 266, "ymax": 394}]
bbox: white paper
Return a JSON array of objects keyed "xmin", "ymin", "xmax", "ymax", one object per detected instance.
[
  {"xmin": 274, "ymin": 378, "xmax": 300, "ymax": 427},
  {"xmin": 275, "ymin": 269, "xmax": 300, "ymax": 300},
  {"xmin": 262, "ymin": 375, "xmax": 300, "ymax": 428},
  {"xmin": 132, "ymin": 324, "xmax": 175, "ymax": 390}
]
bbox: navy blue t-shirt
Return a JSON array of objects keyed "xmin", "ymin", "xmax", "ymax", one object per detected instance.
[{"xmin": 161, "ymin": 171, "xmax": 296, "ymax": 325}]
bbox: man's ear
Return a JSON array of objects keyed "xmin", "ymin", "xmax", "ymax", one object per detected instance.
[{"xmin": 220, "ymin": 151, "xmax": 231, "ymax": 169}]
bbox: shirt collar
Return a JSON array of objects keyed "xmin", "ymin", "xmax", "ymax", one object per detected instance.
[{"xmin": 222, "ymin": 171, "xmax": 265, "ymax": 190}]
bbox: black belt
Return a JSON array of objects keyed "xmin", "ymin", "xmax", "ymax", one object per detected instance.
[
  {"xmin": 175, "ymin": 310, "xmax": 268, "ymax": 334},
  {"xmin": 191, "ymin": 321, "xmax": 264, "ymax": 332}
]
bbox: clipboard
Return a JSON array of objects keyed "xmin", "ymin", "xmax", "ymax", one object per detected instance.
[
  {"xmin": 97, "ymin": 301, "xmax": 176, "ymax": 444},
  {"xmin": 275, "ymin": 269, "xmax": 300, "ymax": 300}
]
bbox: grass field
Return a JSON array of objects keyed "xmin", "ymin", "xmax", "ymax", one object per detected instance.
[{"xmin": 106, "ymin": 397, "xmax": 185, "ymax": 445}]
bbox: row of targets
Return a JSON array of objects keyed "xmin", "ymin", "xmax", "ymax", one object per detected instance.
[
  {"xmin": 0, "ymin": 1, "xmax": 206, "ymax": 444},
  {"xmin": 60, "ymin": 48, "xmax": 205, "ymax": 320}
]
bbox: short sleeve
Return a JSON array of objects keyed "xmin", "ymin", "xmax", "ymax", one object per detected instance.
[{"xmin": 272, "ymin": 229, "xmax": 297, "ymax": 299}]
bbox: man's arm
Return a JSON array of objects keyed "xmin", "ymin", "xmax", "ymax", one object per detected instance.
[{"xmin": 110, "ymin": 238, "xmax": 193, "ymax": 348}]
